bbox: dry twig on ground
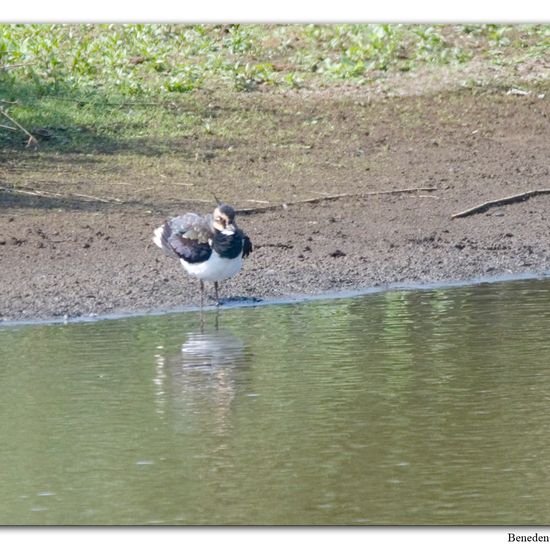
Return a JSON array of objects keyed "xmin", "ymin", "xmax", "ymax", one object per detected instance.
[
  {"xmin": 0, "ymin": 107, "xmax": 38, "ymax": 148},
  {"xmin": 0, "ymin": 185, "xmax": 123, "ymax": 204},
  {"xmin": 451, "ymin": 189, "xmax": 550, "ymax": 219},
  {"xmin": 238, "ymin": 187, "xmax": 438, "ymax": 214}
]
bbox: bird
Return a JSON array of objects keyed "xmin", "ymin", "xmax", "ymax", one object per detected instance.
[{"xmin": 153, "ymin": 203, "xmax": 252, "ymax": 307}]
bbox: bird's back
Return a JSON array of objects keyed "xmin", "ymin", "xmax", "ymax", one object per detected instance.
[
  {"xmin": 168, "ymin": 213, "xmax": 213, "ymax": 242},
  {"xmin": 153, "ymin": 212, "xmax": 214, "ymax": 263}
]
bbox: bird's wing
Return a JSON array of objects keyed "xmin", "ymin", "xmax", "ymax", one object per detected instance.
[
  {"xmin": 154, "ymin": 213, "xmax": 214, "ymax": 262},
  {"xmin": 168, "ymin": 213, "xmax": 213, "ymax": 242}
]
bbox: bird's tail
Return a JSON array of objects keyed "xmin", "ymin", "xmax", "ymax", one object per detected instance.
[
  {"xmin": 153, "ymin": 223, "xmax": 180, "ymax": 260},
  {"xmin": 152, "ymin": 225, "xmax": 164, "ymax": 249}
]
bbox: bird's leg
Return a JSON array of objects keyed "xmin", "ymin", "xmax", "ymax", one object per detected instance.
[
  {"xmin": 200, "ymin": 280, "xmax": 205, "ymax": 309},
  {"xmin": 214, "ymin": 281, "xmax": 220, "ymax": 306},
  {"xmin": 199, "ymin": 309, "xmax": 205, "ymax": 332}
]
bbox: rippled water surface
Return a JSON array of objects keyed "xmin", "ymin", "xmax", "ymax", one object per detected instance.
[{"xmin": 2, "ymin": 278, "xmax": 550, "ymax": 525}]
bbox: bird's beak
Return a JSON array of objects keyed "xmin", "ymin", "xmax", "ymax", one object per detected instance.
[{"xmin": 222, "ymin": 224, "xmax": 236, "ymax": 235}]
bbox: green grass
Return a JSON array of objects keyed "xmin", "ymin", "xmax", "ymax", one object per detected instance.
[
  {"xmin": 2, "ymin": 24, "xmax": 549, "ymax": 96},
  {"xmin": 1, "ymin": 24, "xmax": 549, "ymax": 150}
]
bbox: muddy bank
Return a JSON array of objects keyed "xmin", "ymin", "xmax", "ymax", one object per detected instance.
[{"xmin": 1, "ymin": 84, "xmax": 550, "ymax": 322}]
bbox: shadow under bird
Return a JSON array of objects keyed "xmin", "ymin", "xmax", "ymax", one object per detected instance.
[{"xmin": 153, "ymin": 203, "xmax": 252, "ymax": 306}]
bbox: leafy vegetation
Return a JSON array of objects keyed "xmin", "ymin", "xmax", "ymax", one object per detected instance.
[
  {"xmin": 2, "ymin": 24, "xmax": 549, "ymax": 97},
  {"xmin": 1, "ymin": 24, "xmax": 548, "ymax": 150}
]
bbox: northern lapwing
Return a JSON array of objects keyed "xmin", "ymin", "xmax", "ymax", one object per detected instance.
[{"xmin": 153, "ymin": 203, "xmax": 252, "ymax": 306}]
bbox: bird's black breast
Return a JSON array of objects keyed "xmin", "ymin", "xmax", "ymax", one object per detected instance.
[{"xmin": 213, "ymin": 230, "xmax": 244, "ymax": 259}]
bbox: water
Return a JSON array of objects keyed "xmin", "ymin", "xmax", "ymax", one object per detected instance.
[{"xmin": 1, "ymin": 278, "xmax": 550, "ymax": 525}]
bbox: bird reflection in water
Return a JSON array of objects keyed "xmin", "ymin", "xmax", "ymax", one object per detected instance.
[{"xmin": 153, "ymin": 312, "xmax": 252, "ymax": 437}]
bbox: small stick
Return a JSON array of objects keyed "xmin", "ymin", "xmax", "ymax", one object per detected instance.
[
  {"xmin": 0, "ymin": 107, "xmax": 38, "ymax": 148},
  {"xmin": 451, "ymin": 189, "xmax": 550, "ymax": 219},
  {"xmin": 40, "ymin": 95, "xmax": 181, "ymax": 108},
  {"xmin": 299, "ymin": 186, "xmax": 437, "ymax": 203},
  {"xmin": 0, "ymin": 186, "xmax": 51, "ymax": 198},
  {"xmin": 70, "ymin": 192, "xmax": 123, "ymax": 203},
  {"xmin": 237, "ymin": 187, "xmax": 438, "ymax": 214},
  {"xmin": 0, "ymin": 61, "xmax": 36, "ymax": 70},
  {"xmin": 0, "ymin": 186, "xmax": 122, "ymax": 204}
]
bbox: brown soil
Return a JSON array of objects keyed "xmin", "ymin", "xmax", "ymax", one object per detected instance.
[{"xmin": 2, "ymin": 79, "xmax": 550, "ymax": 322}]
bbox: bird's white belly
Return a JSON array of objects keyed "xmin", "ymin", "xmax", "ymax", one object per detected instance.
[{"xmin": 181, "ymin": 250, "xmax": 243, "ymax": 282}]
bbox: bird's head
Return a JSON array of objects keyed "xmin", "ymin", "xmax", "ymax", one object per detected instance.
[{"xmin": 212, "ymin": 204, "xmax": 237, "ymax": 235}]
